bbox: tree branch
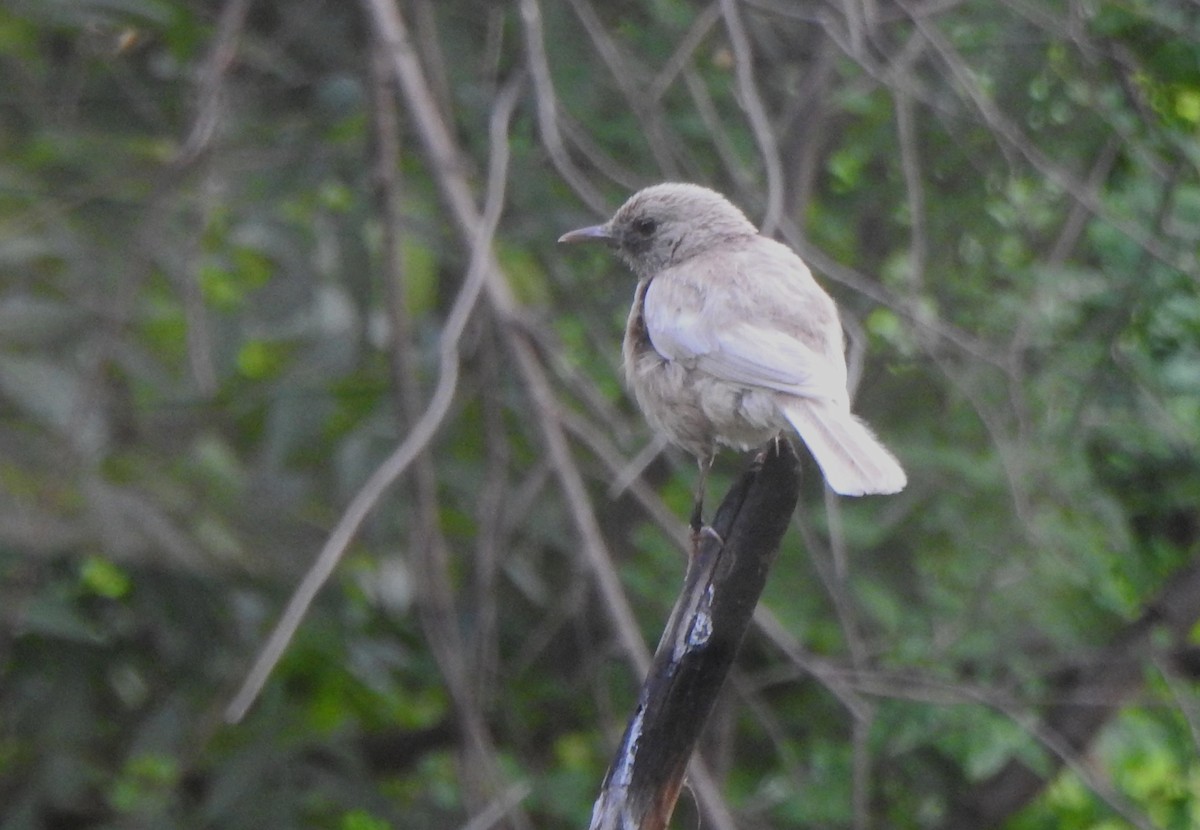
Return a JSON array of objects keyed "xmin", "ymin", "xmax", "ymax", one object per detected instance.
[
  {"xmin": 589, "ymin": 440, "xmax": 801, "ymax": 830},
  {"xmin": 223, "ymin": 63, "xmax": 523, "ymax": 727}
]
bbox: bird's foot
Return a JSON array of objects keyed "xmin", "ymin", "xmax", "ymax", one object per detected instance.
[
  {"xmin": 690, "ymin": 524, "xmax": 723, "ymax": 548},
  {"xmin": 751, "ymin": 434, "xmax": 785, "ymax": 471}
]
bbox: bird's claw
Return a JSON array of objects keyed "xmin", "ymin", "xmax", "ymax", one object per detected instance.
[{"xmin": 690, "ymin": 524, "xmax": 723, "ymax": 548}]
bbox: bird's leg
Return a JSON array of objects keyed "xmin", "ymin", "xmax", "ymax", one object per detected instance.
[
  {"xmin": 751, "ymin": 435, "xmax": 782, "ymax": 470},
  {"xmin": 765, "ymin": 432, "xmax": 786, "ymax": 465},
  {"xmin": 689, "ymin": 453, "xmax": 715, "ymax": 533}
]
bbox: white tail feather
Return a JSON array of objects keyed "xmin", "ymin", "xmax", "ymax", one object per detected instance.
[{"xmin": 781, "ymin": 399, "xmax": 906, "ymax": 496}]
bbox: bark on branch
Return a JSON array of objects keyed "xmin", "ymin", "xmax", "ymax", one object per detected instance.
[{"xmin": 589, "ymin": 440, "xmax": 801, "ymax": 830}]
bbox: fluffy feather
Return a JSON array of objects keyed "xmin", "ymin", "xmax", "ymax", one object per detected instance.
[{"xmin": 780, "ymin": 398, "xmax": 907, "ymax": 496}]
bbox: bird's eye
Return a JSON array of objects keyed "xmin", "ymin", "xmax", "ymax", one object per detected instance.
[{"xmin": 632, "ymin": 217, "xmax": 658, "ymax": 236}]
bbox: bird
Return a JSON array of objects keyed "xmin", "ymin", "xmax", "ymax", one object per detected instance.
[{"xmin": 559, "ymin": 183, "xmax": 906, "ymax": 530}]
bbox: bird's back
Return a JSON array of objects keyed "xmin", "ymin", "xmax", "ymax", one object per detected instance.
[{"xmin": 641, "ymin": 235, "xmax": 849, "ymax": 405}]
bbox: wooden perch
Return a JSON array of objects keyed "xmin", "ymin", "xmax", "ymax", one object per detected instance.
[{"xmin": 589, "ymin": 440, "xmax": 801, "ymax": 830}]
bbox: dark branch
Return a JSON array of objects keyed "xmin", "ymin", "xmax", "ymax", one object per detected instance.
[{"xmin": 589, "ymin": 439, "xmax": 801, "ymax": 830}]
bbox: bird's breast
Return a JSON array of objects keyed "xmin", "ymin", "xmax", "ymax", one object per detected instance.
[{"xmin": 622, "ymin": 279, "xmax": 780, "ymax": 458}]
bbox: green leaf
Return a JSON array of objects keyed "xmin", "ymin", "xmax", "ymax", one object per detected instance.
[{"xmin": 79, "ymin": 555, "xmax": 131, "ymax": 599}]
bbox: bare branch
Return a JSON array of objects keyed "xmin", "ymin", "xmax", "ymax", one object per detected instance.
[
  {"xmin": 361, "ymin": 7, "xmax": 754, "ymax": 824},
  {"xmin": 517, "ymin": 0, "xmax": 610, "ymax": 213},
  {"xmin": 558, "ymin": 409, "xmax": 687, "ymax": 551},
  {"xmin": 563, "ymin": 0, "xmax": 684, "ymax": 178},
  {"xmin": 558, "ymin": 111, "xmax": 645, "ymax": 190},
  {"xmin": 457, "ymin": 782, "xmax": 534, "ymax": 830},
  {"xmin": 364, "ymin": 0, "xmax": 653, "ymax": 677},
  {"xmin": 648, "ymin": 3, "xmax": 721, "ymax": 103},
  {"xmin": 717, "ymin": 0, "xmax": 784, "ymax": 233},
  {"xmin": 507, "ymin": 337, "xmax": 654, "ymax": 675},
  {"xmin": 901, "ymin": 0, "xmax": 1196, "ymax": 276},
  {"xmin": 752, "ymin": 605, "xmax": 870, "ymax": 718},
  {"xmin": 590, "ymin": 443, "xmax": 800, "ymax": 830},
  {"xmin": 682, "ymin": 66, "xmax": 757, "ymax": 195},
  {"xmin": 894, "ymin": 89, "xmax": 928, "ymax": 294},
  {"xmin": 224, "ymin": 69, "xmax": 523, "ymax": 726},
  {"xmin": 178, "ymin": 0, "xmax": 252, "ymax": 163},
  {"xmin": 939, "ymin": 555, "xmax": 1200, "ymax": 830}
]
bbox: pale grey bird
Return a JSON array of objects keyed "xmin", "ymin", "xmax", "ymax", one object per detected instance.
[{"xmin": 560, "ymin": 183, "xmax": 906, "ymax": 528}]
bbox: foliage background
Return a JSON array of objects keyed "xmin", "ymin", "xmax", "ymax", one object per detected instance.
[{"xmin": 2, "ymin": 0, "xmax": 1200, "ymax": 828}]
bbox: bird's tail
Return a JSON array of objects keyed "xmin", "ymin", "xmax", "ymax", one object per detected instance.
[{"xmin": 781, "ymin": 398, "xmax": 906, "ymax": 496}]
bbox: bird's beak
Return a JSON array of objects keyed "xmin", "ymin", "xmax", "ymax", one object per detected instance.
[{"xmin": 558, "ymin": 224, "xmax": 614, "ymax": 244}]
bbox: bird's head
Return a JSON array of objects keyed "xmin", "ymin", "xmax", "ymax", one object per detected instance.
[{"xmin": 558, "ymin": 183, "xmax": 758, "ymax": 279}]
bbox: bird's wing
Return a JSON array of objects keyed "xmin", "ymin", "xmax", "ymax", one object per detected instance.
[{"xmin": 642, "ymin": 241, "xmax": 847, "ymax": 402}]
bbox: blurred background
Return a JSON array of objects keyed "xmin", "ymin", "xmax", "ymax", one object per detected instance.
[{"xmin": 3, "ymin": 0, "xmax": 1200, "ymax": 827}]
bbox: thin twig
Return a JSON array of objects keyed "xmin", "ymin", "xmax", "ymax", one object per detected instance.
[
  {"xmin": 564, "ymin": 0, "xmax": 684, "ymax": 178},
  {"xmin": 901, "ymin": 0, "xmax": 1194, "ymax": 275},
  {"xmin": 558, "ymin": 111, "xmax": 644, "ymax": 190},
  {"xmin": 507, "ymin": 337, "xmax": 653, "ymax": 675},
  {"xmin": 472, "ymin": 324, "xmax": 511, "ymax": 699},
  {"xmin": 364, "ymin": 0, "xmax": 663, "ymax": 690},
  {"xmin": 223, "ymin": 72, "xmax": 524, "ymax": 725},
  {"xmin": 1153, "ymin": 653, "xmax": 1200, "ymax": 754},
  {"xmin": 850, "ymin": 709, "xmax": 875, "ymax": 830},
  {"xmin": 557, "ymin": 409, "xmax": 686, "ymax": 548},
  {"xmin": 370, "ymin": 29, "xmax": 520, "ymax": 819},
  {"xmin": 457, "ymin": 782, "xmax": 534, "ymax": 830},
  {"xmin": 894, "ymin": 89, "xmax": 928, "ymax": 294},
  {"xmin": 648, "ymin": 3, "xmax": 721, "ymax": 102},
  {"xmin": 752, "ymin": 605, "xmax": 870, "ymax": 719},
  {"xmin": 517, "ymin": 0, "xmax": 609, "ymax": 213},
  {"xmin": 717, "ymin": 0, "xmax": 784, "ymax": 233},
  {"xmin": 364, "ymin": 0, "xmax": 654, "ymax": 678},
  {"xmin": 179, "ymin": 0, "xmax": 252, "ymax": 162},
  {"xmin": 682, "ymin": 66, "xmax": 756, "ymax": 195},
  {"xmin": 365, "ymin": 7, "xmax": 747, "ymax": 823},
  {"xmin": 605, "ymin": 432, "xmax": 670, "ymax": 501},
  {"xmin": 982, "ymin": 696, "xmax": 1158, "ymax": 830}
]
